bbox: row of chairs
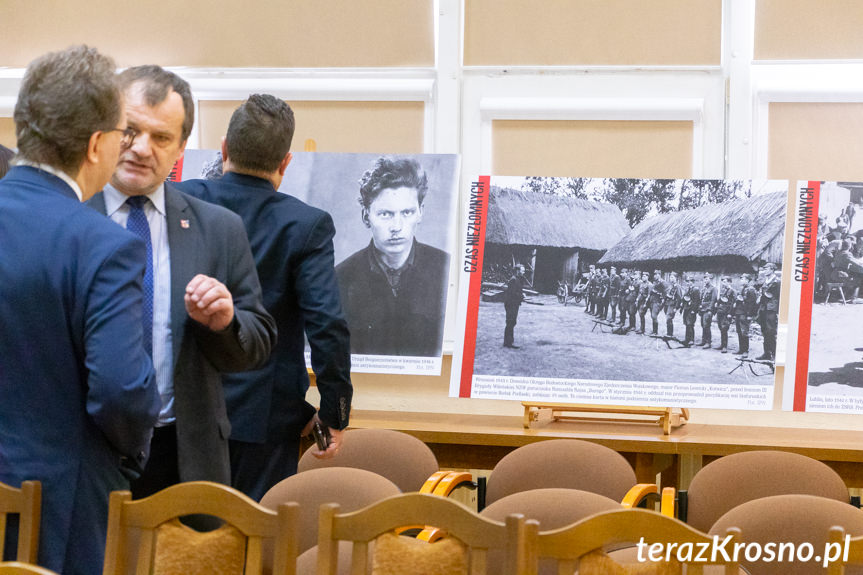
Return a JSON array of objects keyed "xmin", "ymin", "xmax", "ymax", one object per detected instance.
[{"xmin": 7, "ymin": 484, "xmax": 863, "ymax": 575}]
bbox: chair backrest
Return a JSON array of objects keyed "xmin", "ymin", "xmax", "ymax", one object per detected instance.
[
  {"xmin": 102, "ymin": 481, "xmax": 298, "ymax": 575},
  {"xmin": 686, "ymin": 450, "xmax": 849, "ymax": 532},
  {"xmin": 485, "ymin": 439, "xmax": 637, "ymax": 506},
  {"xmin": 0, "ymin": 562, "xmax": 58, "ymax": 575},
  {"xmin": 529, "ymin": 507, "xmax": 740, "ymax": 575},
  {"xmin": 297, "ymin": 429, "xmax": 439, "ymax": 493},
  {"xmin": 260, "ymin": 467, "xmax": 401, "ymax": 554},
  {"xmin": 481, "ymin": 488, "xmax": 622, "ymax": 575},
  {"xmin": 317, "ymin": 492, "xmax": 528, "ymax": 575},
  {"xmin": 709, "ymin": 494, "xmax": 863, "ymax": 575},
  {"xmin": 0, "ymin": 480, "xmax": 40, "ymax": 563},
  {"xmin": 827, "ymin": 526, "xmax": 863, "ymax": 575}
]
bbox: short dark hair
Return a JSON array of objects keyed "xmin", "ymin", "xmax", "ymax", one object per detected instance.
[
  {"xmin": 359, "ymin": 156, "xmax": 428, "ymax": 209},
  {"xmin": 14, "ymin": 45, "xmax": 121, "ymax": 174},
  {"xmin": 118, "ymin": 65, "xmax": 194, "ymax": 142},
  {"xmin": 0, "ymin": 144, "xmax": 14, "ymax": 179},
  {"xmin": 226, "ymin": 94, "xmax": 294, "ymax": 173}
]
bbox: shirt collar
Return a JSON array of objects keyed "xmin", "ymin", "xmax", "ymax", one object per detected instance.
[
  {"xmin": 14, "ymin": 160, "xmax": 83, "ymax": 201},
  {"xmin": 103, "ymin": 182, "xmax": 167, "ymax": 217}
]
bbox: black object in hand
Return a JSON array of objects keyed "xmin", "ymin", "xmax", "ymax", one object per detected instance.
[{"xmin": 312, "ymin": 420, "xmax": 331, "ymax": 451}]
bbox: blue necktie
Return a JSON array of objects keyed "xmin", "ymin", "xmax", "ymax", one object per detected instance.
[{"xmin": 125, "ymin": 196, "xmax": 153, "ymax": 356}]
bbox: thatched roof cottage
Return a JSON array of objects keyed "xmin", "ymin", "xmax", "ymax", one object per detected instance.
[
  {"xmin": 484, "ymin": 188, "xmax": 631, "ymax": 292},
  {"xmin": 598, "ymin": 191, "xmax": 786, "ymax": 273}
]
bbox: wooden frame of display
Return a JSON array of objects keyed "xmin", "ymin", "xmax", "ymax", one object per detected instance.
[{"xmin": 522, "ymin": 402, "xmax": 690, "ymax": 435}]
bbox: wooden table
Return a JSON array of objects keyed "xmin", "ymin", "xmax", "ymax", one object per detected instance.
[{"xmin": 348, "ymin": 410, "xmax": 863, "ymax": 490}]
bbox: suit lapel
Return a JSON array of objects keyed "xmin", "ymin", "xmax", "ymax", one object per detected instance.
[{"xmin": 164, "ymin": 183, "xmax": 199, "ymax": 368}]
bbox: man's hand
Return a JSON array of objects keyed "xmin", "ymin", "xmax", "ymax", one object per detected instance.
[
  {"xmin": 302, "ymin": 414, "xmax": 344, "ymax": 459},
  {"xmin": 184, "ymin": 274, "xmax": 234, "ymax": 331}
]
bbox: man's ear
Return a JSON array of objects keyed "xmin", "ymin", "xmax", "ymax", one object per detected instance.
[
  {"xmin": 361, "ymin": 207, "xmax": 370, "ymax": 228},
  {"xmin": 85, "ymin": 130, "xmax": 102, "ymax": 164},
  {"xmin": 220, "ymin": 136, "xmax": 228, "ymax": 162},
  {"xmin": 278, "ymin": 151, "xmax": 292, "ymax": 176}
]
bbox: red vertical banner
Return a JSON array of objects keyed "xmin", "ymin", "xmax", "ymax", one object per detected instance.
[
  {"xmin": 168, "ymin": 156, "xmax": 185, "ymax": 182},
  {"xmin": 459, "ymin": 176, "xmax": 490, "ymax": 397},
  {"xmin": 793, "ymin": 181, "xmax": 821, "ymax": 411}
]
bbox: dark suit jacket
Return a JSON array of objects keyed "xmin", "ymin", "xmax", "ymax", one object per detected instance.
[
  {"xmin": 176, "ymin": 173, "xmax": 351, "ymax": 440},
  {"xmin": 0, "ymin": 166, "xmax": 160, "ymax": 574},
  {"xmin": 88, "ymin": 182, "xmax": 276, "ymax": 484},
  {"xmin": 336, "ymin": 240, "xmax": 449, "ymax": 357}
]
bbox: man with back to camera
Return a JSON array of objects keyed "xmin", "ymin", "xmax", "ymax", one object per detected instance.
[
  {"xmin": 87, "ymin": 65, "xmax": 276, "ymax": 499},
  {"xmin": 177, "ymin": 94, "xmax": 353, "ymax": 500},
  {"xmin": 0, "ymin": 45, "xmax": 160, "ymax": 574},
  {"xmin": 336, "ymin": 156, "xmax": 449, "ymax": 357}
]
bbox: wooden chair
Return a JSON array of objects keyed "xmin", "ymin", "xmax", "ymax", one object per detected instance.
[
  {"xmin": 0, "ymin": 480, "xmax": 41, "ymax": 563},
  {"xmin": 681, "ymin": 450, "xmax": 850, "ymax": 532},
  {"xmin": 316, "ymin": 492, "xmax": 528, "ymax": 575},
  {"xmin": 480, "ymin": 439, "xmax": 661, "ymax": 512},
  {"xmin": 102, "ymin": 481, "xmax": 298, "ymax": 575},
  {"xmin": 298, "ymin": 429, "xmax": 439, "ymax": 493},
  {"xmin": 260, "ymin": 467, "xmax": 401, "ymax": 555},
  {"xmin": 527, "ymin": 507, "xmax": 740, "ymax": 575},
  {"xmin": 827, "ymin": 526, "xmax": 863, "ymax": 575},
  {"xmin": 0, "ymin": 562, "xmax": 58, "ymax": 575},
  {"xmin": 710, "ymin": 494, "xmax": 863, "ymax": 575}
]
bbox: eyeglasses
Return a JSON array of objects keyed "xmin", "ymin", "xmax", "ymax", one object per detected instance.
[{"xmin": 105, "ymin": 127, "xmax": 138, "ymax": 147}]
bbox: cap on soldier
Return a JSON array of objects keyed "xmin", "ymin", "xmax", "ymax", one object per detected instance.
[
  {"xmin": 762, "ymin": 262, "xmax": 776, "ymax": 271},
  {"xmin": 654, "ymin": 269, "xmax": 661, "ymax": 275}
]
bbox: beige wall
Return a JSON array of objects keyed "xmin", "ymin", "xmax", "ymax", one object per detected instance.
[
  {"xmin": 0, "ymin": 0, "xmax": 433, "ymax": 68},
  {"xmin": 199, "ymin": 101, "xmax": 425, "ymax": 154},
  {"xmin": 756, "ymin": 0, "xmax": 863, "ymax": 60},
  {"xmin": 768, "ymin": 103, "xmax": 863, "ymax": 182},
  {"xmin": 465, "ymin": 0, "xmax": 721, "ymax": 66},
  {"xmin": 492, "ymin": 120, "xmax": 694, "ymax": 179},
  {"xmin": 0, "ymin": 119, "xmax": 15, "ymax": 149}
]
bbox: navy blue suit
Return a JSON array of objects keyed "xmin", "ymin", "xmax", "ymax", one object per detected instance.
[
  {"xmin": 0, "ymin": 166, "xmax": 160, "ymax": 574},
  {"xmin": 177, "ymin": 173, "xmax": 351, "ymax": 499}
]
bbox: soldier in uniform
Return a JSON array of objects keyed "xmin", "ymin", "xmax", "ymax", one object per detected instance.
[
  {"xmin": 699, "ymin": 273, "xmax": 718, "ymax": 348},
  {"xmin": 647, "ymin": 269, "xmax": 667, "ymax": 336},
  {"xmin": 616, "ymin": 267, "xmax": 629, "ymax": 325},
  {"xmin": 733, "ymin": 273, "xmax": 758, "ymax": 358},
  {"xmin": 584, "ymin": 264, "xmax": 596, "ymax": 315},
  {"xmin": 598, "ymin": 268, "xmax": 610, "ymax": 320},
  {"xmin": 624, "ymin": 269, "xmax": 641, "ymax": 331},
  {"xmin": 663, "ymin": 272, "xmax": 682, "ymax": 337},
  {"xmin": 636, "ymin": 271, "xmax": 651, "ymax": 334},
  {"xmin": 681, "ymin": 274, "xmax": 701, "ymax": 347},
  {"xmin": 503, "ymin": 264, "xmax": 527, "ymax": 349},
  {"xmin": 608, "ymin": 266, "xmax": 621, "ymax": 323},
  {"xmin": 756, "ymin": 263, "xmax": 780, "ymax": 361},
  {"xmin": 715, "ymin": 275, "xmax": 736, "ymax": 353}
]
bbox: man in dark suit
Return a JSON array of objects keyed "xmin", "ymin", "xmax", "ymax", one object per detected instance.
[
  {"xmin": 88, "ymin": 66, "xmax": 276, "ymax": 499},
  {"xmin": 503, "ymin": 264, "xmax": 527, "ymax": 348},
  {"xmin": 756, "ymin": 263, "xmax": 780, "ymax": 362},
  {"xmin": 177, "ymin": 95, "xmax": 352, "ymax": 500},
  {"xmin": 0, "ymin": 46, "xmax": 160, "ymax": 574}
]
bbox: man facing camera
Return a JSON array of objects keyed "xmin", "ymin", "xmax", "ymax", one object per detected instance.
[
  {"xmin": 87, "ymin": 66, "xmax": 276, "ymax": 499},
  {"xmin": 337, "ymin": 156, "xmax": 449, "ymax": 357},
  {"xmin": 178, "ymin": 94, "xmax": 352, "ymax": 500},
  {"xmin": 0, "ymin": 46, "xmax": 160, "ymax": 574}
]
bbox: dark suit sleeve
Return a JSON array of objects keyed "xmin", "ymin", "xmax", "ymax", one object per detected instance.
[
  {"xmin": 297, "ymin": 212, "xmax": 352, "ymax": 430},
  {"xmin": 84, "ymin": 236, "xmax": 160, "ymax": 466},
  {"xmin": 193, "ymin": 214, "xmax": 277, "ymax": 372}
]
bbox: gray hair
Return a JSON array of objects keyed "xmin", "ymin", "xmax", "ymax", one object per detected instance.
[{"xmin": 14, "ymin": 45, "xmax": 121, "ymax": 175}]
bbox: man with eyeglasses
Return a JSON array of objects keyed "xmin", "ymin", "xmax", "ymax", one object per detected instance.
[
  {"xmin": 0, "ymin": 46, "xmax": 160, "ymax": 574},
  {"xmin": 87, "ymin": 65, "xmax": 275, "ymax": 500}
]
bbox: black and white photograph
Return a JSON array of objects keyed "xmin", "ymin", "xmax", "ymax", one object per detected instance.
[
  {"xmin": 785, "ymin": 181, "xmax": 863, "ymax": 413},
  {"xmin": 452, "ymin": 175, "xmax": 789, "ymax": 410},
  {"xmin": 181, "ymin": 150, "xmax": 460, "ymax": 375}
]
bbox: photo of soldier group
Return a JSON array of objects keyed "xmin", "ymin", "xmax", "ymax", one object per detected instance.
[
  {"xmin": 466, "ymin": 176, "xmax": 787, "ymax": 401},
  {"xmin": 786, "ymin": 181, "xmax": 863, "ymax": 413}
]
